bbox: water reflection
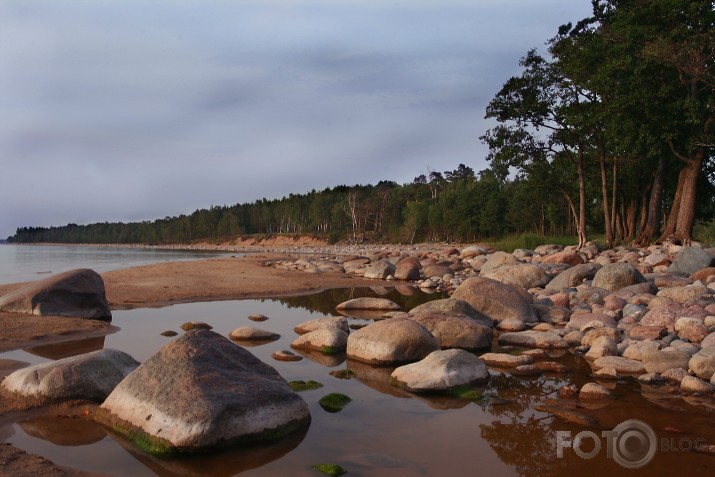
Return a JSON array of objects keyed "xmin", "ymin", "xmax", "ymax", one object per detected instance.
[
  {"xmin": 19, "ymin": 416, "xmax": 106, "ymax": 446},
  {"xmin": 24, "ymin": 336, "xmax": 106, "ymax": 360}
]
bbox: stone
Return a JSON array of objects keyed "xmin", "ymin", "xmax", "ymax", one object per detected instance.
[
  {"xmin": 628, "ymin": 326, "xmax": 666, "ymax": 341},
  {"xmin": 668, "ymin": 246, "xmax": 715, "ymax": 276},
  {"xmin": 363, "ymin": 260, "xmax": 396, "ymax": 279},
  {"xmin": 581, "ymin": 327, "xmax": 621, "ymax": 347},
  {"xmin": 641, "ymin": 303, "xmax": 709, "ymax": 333},
  {"xmin": 497, "ymin": 331, "xmax": 568, "ymax": 349},
  {"xmin": 291, "ymin": 329, "xmax": 348, "ymax": 354},
  {"xmin": 294, "ymin": 316, "xmax": 349, "ymax": 335},
  {"xmin": 678, "ymin": 322, "xmax": 710, "ymax": 343},
  {"xmin": 591, "ymin": 356, "xmax": 646, "ymax": 374},
  {"xmin": 496, "ymin": 319, "xmax": 527, "ymax": 332},
  {"xmin": 248, "ymin": 314, "xmax": 269, "ymax": 322},
  {"xmin": 0, "ymin": 268, "xmax": 111, "ymax": 320},
  {"xmin": 2, "ymin": 349, "xmax": 138, "ymax": 403},
  {"xmin": 423, "ymin": 264, "xmax": 453, "ymax": 278},
  {"xmin": 460, "ymin": 245, "xmax": 489, "ymax": 258},
  {"xmin": 644, "ymin": 253, "xmax": 671, "ymax": 266},
  {"xmin": 394, "ymin": 258, "xmax": 421, "ymax": 280},
  {"xmin": 228, "ymin": 327, "xmax": 280, "ymax": 341},
  {"xmin": 565, "ymin": 312, "xmax": 617, "ymax": 330},
  {"xmin": 564, "ymin": 330, "xmax": 584, "ymax": 346},
  {"xmin": 346, "ymin": 318, "xmax": 439, "ymax": 365},
  {"xmin": 691, "ymin": 267, "xmax": 715, "ymax": 282},
  {"xmin": 585, "ymin": 336, "xmax": 618, "ymax": 360},
  {"xmin": 534, "ymin": 361, "xmax": 569, "ymax": 373},
  {"xmin": 535, "ymin": 244, "xmax": 564, "ymax": 255},
  {"xmin": 96, "ymin": 330, "xmax": 310, "ymax": 454},
  {"xmin": 481, "ymin": 264, "xmax": 549, "ymax": 290},
  {"xmin": 637, "ymin": 373, "xmax": 663, "ymax": 385},
  {"xmin": 452, "ymin": 277, "xmax": 538, "ymax": 323},
  {"xmin": 180, "ymin": 322, "xmax": 212, "ymax": 331},
  {"xmin": 391, "ymin": 349, "xmax": 489, "ymax": 392},
  {"xmin": 680, "ymin": 375, "xmax": 715, "ymax": 394},
  {"xmin": 546, "ymin": 263, "xmax": 602, "ymax": 290},
  {"xmin": 662, "ymin": 367, "xmax": 689, "ymax": 385},
  {"xmin": 271, "ymin": 350, "xmax": 303, "ymax": 362},
  {"xmin": 480, "ymin": 251, "xmax": 520, "ymax": 274},
  {"xmin": 540, "ymin": 250, "xmax": 585, "ymax": 266},
  {"xmin": 336, "ymin": 298, "xmax": 401, "ymax": 311},
  {"xmin": 622, "ymin": 341, "xmax": 662, "ymax": 361},
  {"xmin": 579, "ymin": 383, "xmax": 612, "ymax": 399},
  {"xmin": 641, "ymin": 349, "xmax": 692, "ymax": 374},
  {"xmin": 594, "ymin": 367, "xmax": 619, "ymax": 380},
  {"xmin": 702, "ymin": 332, "xmax": 715, "ymax": 349},
  {"xmin": 510, "ymin": 364, "xmax": 542, "ymax": 377},
  {"xmin": 409, "ymin": 298, "xmax": 491, "ymax": 325},
  {"xmin": 592, "ymin": 263, "xmax": 647, "ymax": 292},
  {"xmin": 479, "ymin": 353, "xmax": 533, "ymax": 368},
  {"xmin": 689, "ymin": 347, "xmax": 715, "ymax": 381},
  {"xmin": 657, "ymin": 286, "xmax": 710, "ymax": 304},
  {"xmin": 603, "ymin": 295, "xmax": 627, "ymax": 312},
  {"xmin": 409, "ymin": 312, "xmax": 492, "ymax": 351}
]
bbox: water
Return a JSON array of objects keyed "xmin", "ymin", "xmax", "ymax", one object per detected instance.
[
  {"xmin": 0, "ymin": 244, "xmax": 230, "ymax": 285},
  {"xmin": 2, "ymin": 288, "xmax": 715, "ymax": 477}
]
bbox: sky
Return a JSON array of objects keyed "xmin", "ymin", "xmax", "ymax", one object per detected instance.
[{"xmin": 0, "ymin": 0, "xmax": 593, "ymax": 239}]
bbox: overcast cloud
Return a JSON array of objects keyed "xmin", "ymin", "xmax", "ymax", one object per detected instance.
[{"xmin": 0, "ymin": 0, "xmax": 593, "ymax": 239}]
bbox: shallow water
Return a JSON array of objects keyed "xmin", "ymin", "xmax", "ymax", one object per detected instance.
[
  {"xmin": 2, "ymin": 288, "xmax": 715, "ymax": 476},
  {"xmin": 0, "ymin": 244, "xmax": 229, "ymax": 285}
]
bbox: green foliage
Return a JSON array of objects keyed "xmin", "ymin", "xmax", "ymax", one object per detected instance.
[
  {"xmin": 451, "ymin": 387, "xmax": 484, "ymax": 402},
  {"xmin": 694, "ymin": 220, "xmax": 715, "ymax": 247},
  {"xmin": 318, "ymin": 393, "xmax": 352, "ymax": 413},
  {"xmin": 289, "ymin": 380, "xmax": 324, "ymax": 392},
  {"xmin": 312, "ymin": 464, "xmax": 348, "ymax": 476},
  {"xmin": 329, "ymin": 369, "xmax": 356, "ymax": 380},
  {"xmin": 486, "ymin": 234, "xmax": 577, "ymax": 253}
]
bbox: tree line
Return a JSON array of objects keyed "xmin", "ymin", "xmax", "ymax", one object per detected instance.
[{"xmin": 9, "ymin": 0, "xmax": 714, "ymax": 247}]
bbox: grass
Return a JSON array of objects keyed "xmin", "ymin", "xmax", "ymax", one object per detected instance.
[
  {"xmin": 485, "ymin": 233, "xmax": 578, "ymax": 253},
  {"xmin": 320, "ymin": 345, "xmax": 340, "ymax": 355},
  {"xmin": 289, "ymin": 380, "xmax": 324, "ymax": 392},
  {"xmin": 318, "ymin": 393, "xmax": 352, "ymax": 413},
  {"xmin": 312, "ymin": 464, "xmax": 347, "ymax": 476}
]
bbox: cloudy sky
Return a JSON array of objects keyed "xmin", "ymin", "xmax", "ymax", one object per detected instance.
[{"xmin": 0, "ymin": 0, "xmax": 592, "ymax": 239}]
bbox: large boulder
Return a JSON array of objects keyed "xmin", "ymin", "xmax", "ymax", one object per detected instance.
[
  {"xmin": 451, "ymin": 277, "xmax": 538, "ymax": 324},
  {"xmin": 641, "ymin": 348, "xmax": 693, "ymax": 374},
  {"xmin": 481, "ymin": 264, "xmax": 549, "ymax": 290},
  {"xmin": 409, "ymin": 298, "xmax": 491, "ymax": 325},
  {"xmin": 546, "ymin": 263, "xmax": 601, "ymax": 290},
  {"xmin": 96, "ymin": 330, "xmax": 310, "ymax": 454},
  {"xmin": 640, "ymin": 303, "xmax": 709, "ymax": 333},
  {"xmin": 2, "ymin": 349, "xmax": 138, "ymax": 403},
  {"xmin": 591, "ymin": 263, "xmax": 647, "ymax": 292},
  {"xmin": 291, "ymin": 329, "xmax": 348, "ymax": 354},
  {"xmin": 294, "ymin": 316, "xmax": 349, "ymax": 335},
  {"xmin": 480, "ymin": 251, "xmax": 520, "ymax": 274},
  {"xmin": 668, "ymin": 246, "xmax": 715, "ymax": 276},
  {"xmin": 363, "ymin": 260, "xmax": 396, "ymax": 279},
  {"xmin": 336, "ymin": 298, "xmax": 401, "ymax": 311},
  {"xmin": 689, "ymin": 347, "xmax": 715, "ymax": 381},
  {"xmin": 540, "ymin": 250, "xmax": 585, "ymax": 266},
  {"xmin": 346, "ymin": 318, "xmax": 439, "ymax": 365},
  {"xmin": 391, "ymin": 349, "xmax": 489, "ymax": 392},
  {"xmin": 394, "ymin": 258, "xmax": 421, "ymax": 280},
  {"xmin": 409, "ymin": 312, "xmax": 492, "ymax": 351},
  {"xmin": 591, "ymin": 356, "xmax": 646, "ymax": 374},
  {"xmin": 0, "ymin": 268, "xmax": 112, "ymax": 320}
]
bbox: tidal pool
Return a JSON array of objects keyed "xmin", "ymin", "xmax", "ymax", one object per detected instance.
[{"xmin": 2, "ymin": 287, "xmax": 715, "ymax": 476}]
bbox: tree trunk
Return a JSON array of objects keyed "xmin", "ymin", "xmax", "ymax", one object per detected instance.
[
  {"xmin": 634, "ymin": 157, "xmax": 665, "ymax": 246},
  {"xmin": 600, "ymin": 154, "xmax": 613, "ymax": 248},
  {"xmin": 576, "ymin": 148, "xmax": 588, "ymax": 249},
  {"xmin": 625, "ymin": 198, "xmax": 637, "ymax": 241},
  {"xmin": 671, "ymin": 150, "xmax": 704, "ymax": 244},
  {"xmin": 658, "ymin": 164, "xmax": 687, "ymax": 242}
]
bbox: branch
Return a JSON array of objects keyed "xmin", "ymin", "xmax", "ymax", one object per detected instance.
[{"xmin": 668, "ymin": 140, "xmax": 691, "ymax": 163}]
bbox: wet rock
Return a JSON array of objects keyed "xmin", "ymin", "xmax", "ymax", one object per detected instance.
[
  {"xmin": 228, "ymin": 327, "xmax": 280, "ymax": 342},
  {"xmin": 248, "ymin": 314, "xmax": 269, "ymax": 322},
  {"xmin": 641, "ymin": 348, "xmax": 692, "ymax": 374},
  {"xmin": 585, "ymin": 336, "xmax": 618, "ymax": 360},
  {"xmin": 534, "ymin": 403, "xmax": 598, "ymax": 427},
  {"xmin": 497, "ymin": 331, "xmax": 568, "ymax": 349},
  {"xmin": 0, "ymin": 268, "xmax": 112, "ymax": 320},
  {"xmin": 346, "ymin": 318, "xmax": 439, "ymax": 365},
  {"xmin": 291, "ymin": 329, "xmax": 348, "ymax": 354},
  {"xmin": 294, "ymin": 316, "xmax": 349, "ymax": 335},
  {"xmin": 479, "ymin": 353, "xmax": 533, "ymax": 368},
  {"xmin": 452, "ymin": 277, "xmax": 538, "ymax": 324},
  {"xmin": 336, "ymin": 298, "xmax": 401, "ymax": 311},
  {"xmin": 661, "ymin": 367, "xmax": 688, "ymax": 385},
  {"xmin": 2, "ymin": 349, "xmax": 138, "ymax": 403},
  {"xmin": 680, "ymin": 375, "xmax": 715, "ymax": 394},
  {"xmin": 592, "ymin": 263, "xmax": 647, "ymax": 292},
  {"xmin": 391, "ymin": 349, "xmax": 489, "ymax": 392},
  {"xmin": 272, "ymin": 350, "xmax": 303, "ymax": 362},
  {"xmin": 96, "ymin": 330, "xmax": 310, "ymax": 454},
  {"xmin": 510, "ymin": 364, "xmax": 542, "ymax": 376},
  {"xmin": 409, "ymin": 312, "xmax": 492, "ymax": 351},
  {"xmin": 546, "ymin": 263, "xmax": 601, "ymax": 290},
  {"xmin": 534, "ymin": 361, "xmax": 569, "ymax": 373},
  {"xmin": 668, "ymin": 246, "xmax": 715, "ymax": 276},
  {"xmin": 594, "ymin": 367, "xmax": 619, "ymax": 380},
  {"xmin": 363, "ymin": 260, "xmax": 396, "ymax": 279},
  {"xmin": 638, "ymin": 373, "xmax": 664, "ymax": 385},
  {"xmin": 689, "ymin": 347, "xmax": 715, "ymax": 381},
  {"xmin": 591, "ymin": 356, "xmax": 646, "ymax": 374},
  {"xmin": 180, "ymin": 322, "xmax": 212, "ymax": 331},
  {"xmin": 580, "ymin": 383, "xmax": 613, "ymax": 399}
]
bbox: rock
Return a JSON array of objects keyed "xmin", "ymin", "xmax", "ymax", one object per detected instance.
[
  {"xmin": 391, "ymin": 349, "xmax": 489, "ymax": 392},
  {"xmin": 540, "ymin": 250, "xmax": 585, "ymax": 266},
  {"xmin": 585, "ymin": 336, "xmax": 618, "ymax": 360},
  {"xmin": 534, "ymin": 305, "xmax": 571, "ymax": 324},
  {"xmin": 161, "ymin": 330, "xmax": 178, "ymax": 337},
  {"xmin": 637, "ymin": 373, "xmax": 663, "ymax": 385},
  {"xmin": 689, "ymin": 347, "xmax": 715, "ymax": 381},
  {"xmin": 346, "ymin": 318, "xmax": 439, "ymax": 365},
  {"xmin": 228, "ymin": 327, "xmax": 280, "ymax": 341},
  {"xmin": 460, "ymin": 245, "xmax": 489, "ymax": 258},
  {"xmin": 535, "ymin": 244, "xmax": 564, "ymax": 255},
  {"xmin": 180, "ymin": 322, "xmax": 212, "ymax": 331},
  {"xmin": 409, "ymin": 298, "xmax": 491, "ymax": 325},
  {"xmin": 641, "ymin": 349, "xmax": 692, "ymax": 374},
  {"xmin": 409, "ymin": 312, "xmax": 492, "ymax": 351},
  {"xmin": 594, "ymin": 367, "xmax": 619, "ymax": 380},
  {"xmin": 622, "ymin": 341, "xmax": 661, "ymax": 361},
  {"xmin": 294, "ymin": 316, "xmax": 349, "ymax": 335},
  {"xmin": 248, "ymin": 314, "xmax": 269, "ymax": 322},
  {"xmin": 394, "ymin": 258, "xmax": 421, "ymax": 280},
  {"xmin": 658, "ymin": 286, "xmax": 710, "ymax": 304},
  {"xmin": 534, "ymin": 361, "xmax": 569, "ymax": 373},
  {"xmin": 678, "ymin": 321, "xmax": 710, "ymax": 343},
  {"xmin": 479, "ymin": 353, "xmax": 533, "ymax": 368},
  {"xmin": 546, "ymin": 263, "xmax": 601, "ymax": 290},
  {"xmin": 580, "ymin": 383, "xmax": 612, "ymax": 399},
  {"xmin": 591, "ymin": 356, "xmax": 646, "ymax": 374},
  {"xmin": 481, "ymin": 264, "xmax": 549, "ymax": 289},
  {"xmin": 641, "ymin": 303, "xmax": 709, "ymax": 333},
  {"xmin": 628, "ymin": 325, "xmax": 666, "ymax": 341},
  {"xmin": 644, "ymin": 253, "xmax": 671, "ymax": 266},
  {"xmin": 363, "ymin": 260, "xmax": 396, "ymax": 279},
  {"xmin": 604, "ymin": 295, "xmax": 627, "ymax": 312},
  {"xmin": 534, "ymin": 403, "xmax": 598, "ymax": 427},
  {"xmin": 496, "ymin": 318, "xmax": 527, "ymax": 332},
  {"xmin": 702, "ymin": 332, "xmax": 715, "ymax": 349},
  {"xmin": 96, "ymin": 330, "xmax": 310, "ymax": 454},
  {"xmin": 668, "ymin": 246, "xmax": 715, "ymax": 276},
  {"xmin": 581, "ymin": 327, "xmax": 621, "ymax": 346},
  {"xmin": 691, "ymin": 267, "xmax": 715, "ymax": 282},
  {"xmin": 291, "ymin": 329, "xmax": 348, "ymax": 354},
  {"xmin": 510, "ymin": 364, "xmax": 542, "ymax": 377},
  {"xmin": 480, "ymin": 251, "xmax": 520, "ymax": 274},
  {"xmin": 680, "ymin": 375, "xmax": 715, "ymax": 394},
  {"xmin": 2, "ymin": 349, "xmax": 138, "ymax": 403},
  {"xmin": 564, "ymin": 330, "xmax": 584, "ymax": 346},
  {"xmin": 662, "ymin": 367, "xmax": 689, "ymax": 385},
  {"xmin": 565, "ymin": 312, "xmax": 617, "ymax": 330},
  {"xmin": 271, "ymin": 350, "xmax": 303, "ymax": 362},
  {"xmin": 592, "ymin": 263, "xmax": 647, "ymax": 292},
  {"xmin": 423, "ymin": 264, "xmax": 453, "ymax": 278},
  {"xmin": 497, "ymin": 331, "xmax": 568, "ymax": 349},
  {"xmin": 336, "ymin": 298, "xmax": 401, "ymax": 311},
  {"xmin": 452, "ymin": 277, "xmax": 538, "ymax": 323},
  {"xmin": 0, "ymin": 268, "xmax": 112, "ymax": 320}
]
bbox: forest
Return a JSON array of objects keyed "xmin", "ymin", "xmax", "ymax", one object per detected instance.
[{"xmin": 9, "ymin": 0, "xmax": 715, "ymax": 247}]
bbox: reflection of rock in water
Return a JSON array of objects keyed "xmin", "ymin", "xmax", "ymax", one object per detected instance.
[
  {"xmin": 292, "ymin": 348, "xmax": 345, "ymax": 367},
  {"xmin": 370, "ymin": 286, "xmax": 393, "ymax": 296},
  {"xmin": 346, "ymin": 359, "xmax": 407, "ymax": 398},
  {"xmin": 337, "ymin": 309, "xmax": 389, "ymax": 321},
  {"xmin": 341, "ymin": 452, "xmax": 427, "ymax": 477},
  {"xmin": 106, "ymin": 425, "xmax": 309, "ymax": 477},
  {"xmin": 0, "ymin": 359, "xmax": 29, "ymax": 379},
  {"xmin": 19, "ymin": 416, "xmax": 106, "ymax": 446},
  {"xmin": 24, "ymin": 336, "xmax": 106, "ymax": 360},
  {"xmin": 394, "ymin": 284, "xmax": 416, "ymax": 296}
]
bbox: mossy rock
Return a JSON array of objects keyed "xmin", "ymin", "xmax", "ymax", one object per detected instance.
[
  {"xmin": 318, "ymin": 393, "xmax": 352, "ymax": 413},
  {"xmin": 451, "ymin": 386, "xmax": 483, "ymax": 402},
  {"xmin": 329, "ymin": 369, "xmax": 356, "ymax": 380},
  {"xmin": 312, "ymin": 464, "xmax": 347, "ymax": 476},
  {"xmin": 180, "ymin": 322, "xmax": 213, "ymax": 331},
  {"xmin": 321, "ymin": 346, "xmax": 340, "ymax": 355},
  {"xmin": 160, "ymin": 330, "xmax": 178, "ymax": 337},
  {"xmin": 289, "ymin": 380, "xmax": 324, "ymax": 392}
]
